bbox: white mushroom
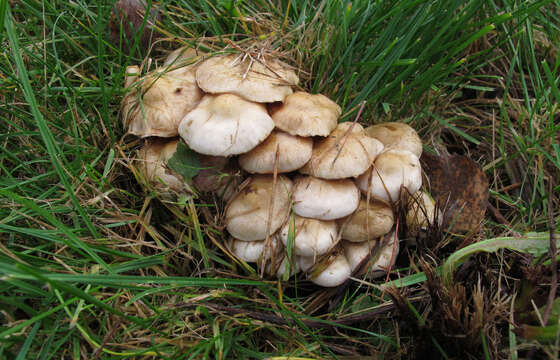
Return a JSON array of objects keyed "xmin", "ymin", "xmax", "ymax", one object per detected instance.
[
  {"xmin": 365, "ymin": 122, "xmax": 423, "ymax": 157},
  {"xmin": 292, "ymin": 176, "xmax": 360, "ymax": 220},
  {"xmin": 225, "ymin": 175, "xmax": 293, "ymax": 241},
  {"xmin": 196, "ymin": 54, "xmax": 298, "ymax": 103},
  {"xmin": 270, "ymin": 91, "xmax": 340, "ymax": 137},
  {"xmin": 339, "ymin": 198, "xmax": 394, "ymax": 242},
  {"xmin": 356, "ymin": 149, "xmax": 422, "ymax": 203},
  {"xmin": 300, "ymin": 122, "xmax": 384, "ymax": 179},
  {"xmin": 238, "ymin": 130, "xmax": 313, "ymax": 174},
  {"xmin": 178, "ymin": 94, "xmax": 275, "ymax": 156},
  {"xmin": 310, "ymin": 254, "xmax": 351, "ymax": 287},
  {"xmin": 122, "ymin": 63, "xmax": 203, "ymax": 138},
  {"xmin": 279, "ymin": 215, "xmax": 338, "ymax": 257}
]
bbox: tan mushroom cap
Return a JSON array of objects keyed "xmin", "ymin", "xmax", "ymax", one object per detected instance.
[
  {"xmin": 340, "ymin": 198, "xmax": 394, "ymax": 242},
  {"xmin": 238, "ymin": 130, "xmax": 313, "ymax": 174},
  {"xmin": 270, "ymin": 92, "xmax": 341, "ymax": 137},
  {"xmin": 179, "ymin": 94, "xmax": 275, "ymax": 156},
  {"xmin": 356, "ymin": 149, "xmax": 422, "ymax": 203},
  {"xmin": 196, "ymin": 54, "xmax": 298, "ymax": 103},
  {"xmin": 293, "ymin": 176, "xmax": 360, "ymax": 220},
  {"xmin": 406, "ymin": 191, "xmax": 442, "ymax": 232},
  {"xmin": 225, "ymin": 175, "xmax": 293, "ymax": 241},
  {"xmin": 137, "ymin": 138, "xmax": 192, "ymax": 194},
  {"xmin": 279, "ymin": 215, "xmax": 338, "ymax": 257},
  {"xmin": 310, "ymin": 254, "xmax": 351, "ymax": 287},
  {"xmin": 122, "ymin": 64, "xmax": 203, "ymax": 138},
  {"xmin": 365, "ymin": 122, "xmax": 423, "ymax": 157},
  {"xmin": 300, "ymin": 122, "xmax": 384, "ymax": 179},
  {"xmin": 163, "ymin": 47, "xmax": 200, "ymax": 67}
]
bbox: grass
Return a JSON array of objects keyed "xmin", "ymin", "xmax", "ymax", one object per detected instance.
[{"xmin": 0, "ymin": 0, "xmax": 559, "ymax": 358}]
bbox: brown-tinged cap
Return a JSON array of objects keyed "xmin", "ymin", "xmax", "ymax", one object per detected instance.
[
  {"xmin": 365, "ymin": 122, "xmax": 422, "ymax": 157},
  {"xmin": 339, "ymin": 198, "xmax": 394, "ymax": 242}
]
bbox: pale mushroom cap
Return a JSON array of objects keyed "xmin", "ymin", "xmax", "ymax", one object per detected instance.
[
  {"xmin": 370, "ymin": 231, "xmax": 399, "ymax": 277},
  {"xmin": 298, "ymin": 255, "xmax": 316, "ymax": 272},
  {"xmin": 270, "ymin": 92, "xmax": 341, "ymax": 136},
  {"xmin": 123, "ymin": 65, "xmax": 203, "ymax": 138},
  {"xmin": 225, "ymin": 175, "xmax": 293, "ymax": 241},
  {"xmin": 356, "ymin": 149, "xmax": 422, "ymax": 203},
  {"xmin": 406, "ymin": 191, "xmax": 442, "ymax": 231},
  {"xmin": 280, "ymin": 215, "xmax": 338, "ymax": 257},
  {"xmin": 310, "ymin": 254, "xmax": 351, "ymax": 287},
  {"xmin": 276, "ymin": 255, "xmax": 302, "ymax": 279},
  {"xmin": 179, "ymin": 94, "xmax": 275, "ymax": 156},
  {"xmin": 137, "ymin": 138, "xmax": 191, "ymax": 193},
  {"xmin": 343, "ymin": 240, "xmax": 377, "ymax": 272},
  {"xmin": 196, "ymin": 54, "xmax": 298, "ymax": 103},
  {"xmin": 340, "ymin": 198, "xmax": 394, "ymax": 242},
  {"xmin": 163, "ymin": 47, "xmax": 199, "ymax": 67},
  {"xmin": 293, "ymin": 176, "xmax": 360, "ymax": 220},
  {"xmin": 238, "ymin": 130, "xmax": 313, "ymax": 174},
  {"xmin": 365, "ymin": 122, "xmax": 423, "ymax": 157},
  {"xmin": 300, "ymin": 122, "xmax": 384, "ymax": 179},
  {"xmin": 230, "ymin": 237, "xmax": 278, "ymax": 263}
]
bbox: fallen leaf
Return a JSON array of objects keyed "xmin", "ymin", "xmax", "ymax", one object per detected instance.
[
  {"xmin": 109, "ymin": 0, "xmax": 162, "ymax": 54},
  {"xmin": 167, "ymin": 141, "xmax": 201, "ymax": 181},
  {"xmin": 421, "ymin": 151, "xmax": 489, "ymax": 232}
]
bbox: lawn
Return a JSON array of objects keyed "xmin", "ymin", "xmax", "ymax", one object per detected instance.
[{"xmin": 1, "ymin": 0, "xmax": 559, "ymax": 358}]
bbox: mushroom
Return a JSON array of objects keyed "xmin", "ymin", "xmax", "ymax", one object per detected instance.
[
  {"xmin": 230, "ymin": 236, "xmax": 279, "ymax": 263},
  {"xmin": 406, "ymin": 191, "xmax": 442, "ymax": 234},
  {"xmin": 292, "ymin": 175, "xmax": 360, "ymax": 220},
  {"xmin": 339, "ymin": 198, "xmax": 394, "ymax": 242},
  {"xmin": 225, "ymin": 175, "xmax": 293, "ymax": 241},
  {"xmin": 343, "ymin": 231, "xmax": 399, "ymax": 277},
  {"xmin": 238, "ymin": 130, "xmax": 313, "ymax": 174},
  {"xmin": 122, "ymin": 62, "xmax": 203, "ymax": 138},
  {"xmin": 300, "ymin": 122, "xmax": 384, "ymax": 179},
  {"xmin": 356, "ymin": 149, "xmax": 422, "ymax": 203},
  {"xmin": 163, "ymin": 47, "xmax": 200, "ymax": 67},
  {"xmin": 137, "ymin": 138, "xmax": 192, "ymax": 194},
  {"xmin": 178, "ymin": 94, "xmax": 275, "ymax": 156},
  {"xmin": 365, "ymin": 122, "xmax": 423, "ymax": 158},
  {"xmin": 309, "ymin": 253, "xmax": 351, "ymax": 287},
  {"xmin": 279, "ymin": 214, "xmax": 338, "ymax": 257},
  {"xmin": 270, "ymin": 92, "xmax": 341, "ymax": 137},
  {"xmin": 195, "ymin": 54, "xmax": 298, "ymax": 103}
]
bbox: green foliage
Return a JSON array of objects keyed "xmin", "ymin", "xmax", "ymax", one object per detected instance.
[{"xmin": 167, "ymin": 141, "xmax": 202, "ymax": 181}]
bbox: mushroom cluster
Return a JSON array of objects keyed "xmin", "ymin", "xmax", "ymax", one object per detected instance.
[{"xmin": 123, "ymin": 48, "xmax": 430, "ymax": 287}]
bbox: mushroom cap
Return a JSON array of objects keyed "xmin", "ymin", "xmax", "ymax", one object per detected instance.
[
  {"xmin": 238, "ymin": 130, "xmax": 313, "ymax": 174},
  {"xmin": 195, "ymin": 54, "xmax": 298, "ymax": 103},
  {"xmin": 137, "ymin": 138, "xmax": 192, "ymax": 194},
  {"xmin": 280, "ymin": 215, "xmax": 338, "ymax": 257},
  {"xmin": 340, "ymin": 198, "xmax": 394, "ymax": 242},
  {"xmin": 356, "ymin": 149, "xmax": 422, "ymax": 203},
  {"xmin": 406, "ymin": 191, "xmax": 442, "ymax": 231},
  {"xmin": 343, "ymin": 239, "xmax": 377, "ymax": 272},
  {"xmin": 300, "ymin": 122, "xmax": 384, "ymax": 179},
  {"xmin": 178, "ymin": 94, "xmax": 275, "ymax": 156},
  {"xmin": 230, "ymin": 237, "xmax": 279, "ymax": 263},
  {"xmin": 225, "ymin": 175, "xmax": 293, "ymax": 241},
  {"xmin": 343, "ymin": 231, "xmax": 399, "ymax": 276},
  {"xmin": 163, "ymin": 47, "xmax": 200, "ymax": 67},
  {"xmin": 310, "ymin": 254, "xmax": 351, "ymax": 287},
  {"xmin": 122, "ymin": 64, "xmax": 203, "ymax": 138},
  {"xmin": 370, "ymin": 231, "xmax": 399, "ymax": 278},
  {"xmin": 270, "ymin": 92, "xmax": 341, "ymax": 136},
  {"xmin": 276, "ymin": 255, "xmax": 302, "ymax": 279},
  {"xmin": 365, "ymin": 122, "xmax": 422, "ymax": 157},
  {"xmin": 293, "ymin": 176, "xmax": 360, "ymax": 220}
]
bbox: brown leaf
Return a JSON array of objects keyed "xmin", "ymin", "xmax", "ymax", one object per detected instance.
[
  {"xmin": 109, "ymin": 0, "xmax": 162, "ymax": 54},
  {"xmin": 421, "ymin": 151, "xmax": 489, "ymax": 233}
]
